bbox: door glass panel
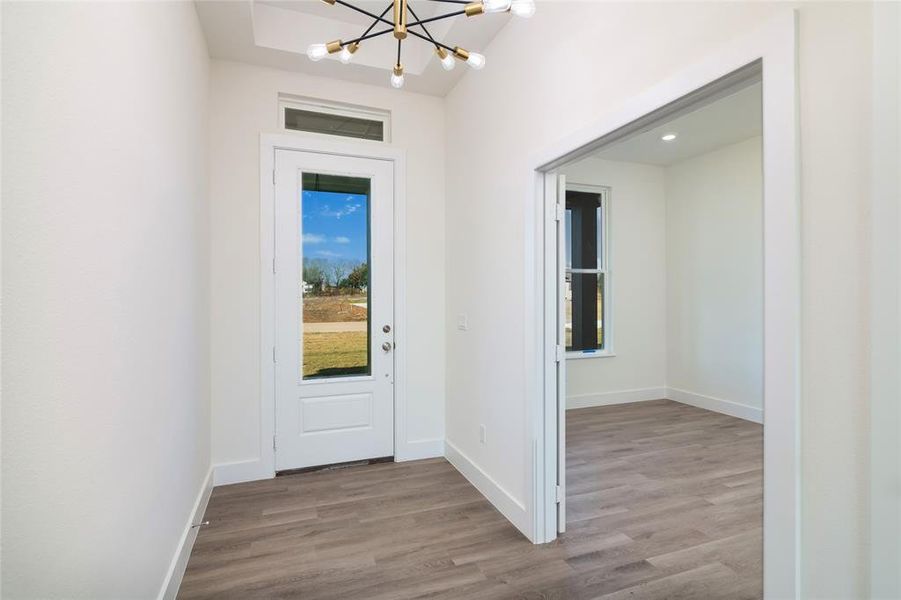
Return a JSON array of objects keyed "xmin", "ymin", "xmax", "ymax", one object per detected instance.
[{"xmin": 300, "ymin": 173, "xmax": 371, "ymax": 379}]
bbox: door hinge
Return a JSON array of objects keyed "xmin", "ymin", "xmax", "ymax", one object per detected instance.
[
  {"xmin": 273, "ymin": 435, "xmax": 277, "ymax": 451},
  {"xmin": 555, "ymin": 345, "xmax": 564, "ymax": 362},
  {"xmin": 272, "ymin": 257, "xmax": 276, "ymax": 274},
  {"xmin": 555, "ymin": 485, "xmax": 563, "ymax": 503},
  {"xmin": 555, "ymin": 204, "xmax": 565, "ymax": 221},
  {"xmin": 272, "ymin": 170, "xmax": 276, "ymax": 185},
  {"xmin": 272, "ymin": 346, "xmax": 276, "ymax": 363}
]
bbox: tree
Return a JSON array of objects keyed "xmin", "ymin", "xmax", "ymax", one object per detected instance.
[
  {"xmin": 303, "ymin": 262, "xmax": 326, "ymax": 294},
  {"xmin": 331, "ymin": 263, "xmax": 348, "ymax": 290},
  {"xmin": 345, "ymin": 263, "xmax": 368, "ymax": 292}
]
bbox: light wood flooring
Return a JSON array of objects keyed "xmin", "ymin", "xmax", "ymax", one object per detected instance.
[{"xmin": 179, "ymin": 400, "xmax": 762, "ymax": 599}]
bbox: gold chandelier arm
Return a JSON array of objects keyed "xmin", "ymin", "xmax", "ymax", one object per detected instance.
[{"xmin": 393, "ymin": 0, "xmax": 408, "ymax": 39}]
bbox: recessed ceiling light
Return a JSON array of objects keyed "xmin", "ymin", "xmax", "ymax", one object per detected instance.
[{"xmin": 661, "ymin": 133, "xmax": 678, "ymax": 142}]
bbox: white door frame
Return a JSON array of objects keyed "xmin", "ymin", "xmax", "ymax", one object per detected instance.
[
  {"xmin": 525, "ymin": 10, "xmax": 800, "ymax": 600},
  {"xmin": 259, "ymin": 133, "xmax": 407, "ymax": 478}
]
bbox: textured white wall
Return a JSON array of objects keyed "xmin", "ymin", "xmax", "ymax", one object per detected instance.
[
  {"xmin": 445, "ymin": 2, "xmax": 875, "ymax": 595},
  {"xmin": 559, "ymin": 158, "xmax": 667, "ymax": 404},
  {"xmin": 665, "ymin": 137, "xmax": 763, "ymax": 410},
  {"xmin": 1, "ymin": 2, "xmax": 211, "ymax": 598},
  {"xmin": 209, "ymin": 61, "xmax": 446, "ymax": 471}
]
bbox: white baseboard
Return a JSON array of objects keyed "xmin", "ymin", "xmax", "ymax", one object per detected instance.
[
  {"xmin": 158, "ymin": 467, "xmax": 213, "ymax": 600},
  {"xmin": 396, "ymin": 438, "xmax": 445, "ymax": 462},
  {"xmin": 213, "ymin": 459, "xmax": 270, "ymax": 486},
  {"xmin": 666, "ymin": 387, "xmax": 763, "ymax": 424},
  {"xmin": 444, "ymin": 440, "xmax": 530, "ymax": 537},
  {"xmin": 567, "ymin": 387, "xmax": 666, "ymax": 409}
]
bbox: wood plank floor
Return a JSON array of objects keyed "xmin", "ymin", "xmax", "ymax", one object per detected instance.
[{"xmin": 180, "ymin": 400, "xmax": 762, "ymax": 599}]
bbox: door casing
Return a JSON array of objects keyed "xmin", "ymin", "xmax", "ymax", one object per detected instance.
[{"xmin": 259, "ymin": 133, "xmax": 408, "ymax": 481}]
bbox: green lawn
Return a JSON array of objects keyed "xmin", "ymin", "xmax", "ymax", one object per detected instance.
[{"xmin": 303, "ymin": 331, "xmax": 368, "ymax": 378}]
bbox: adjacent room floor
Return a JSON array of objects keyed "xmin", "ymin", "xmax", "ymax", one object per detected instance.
[{"xmin": 179, "ymin": 400, "xmax": 762, "ymax": 599}]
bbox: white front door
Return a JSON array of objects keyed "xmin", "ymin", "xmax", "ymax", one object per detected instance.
[{"xmin": 274, "ymin": 149, "xmax": 395, "ymax": 471}]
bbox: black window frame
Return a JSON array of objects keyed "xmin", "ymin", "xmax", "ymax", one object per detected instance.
[{"xmin": 565, "ymin": 187, "xmax": 609, "ymax": 354}]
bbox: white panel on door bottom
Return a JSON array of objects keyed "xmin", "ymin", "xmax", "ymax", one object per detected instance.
[{"xmin": 301, "ymin": 393, "xmax": 373, "ymax": 434}]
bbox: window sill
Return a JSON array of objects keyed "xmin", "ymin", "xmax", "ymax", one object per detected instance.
[{"xmin": 566, "ymin": 350, "xmax": 616, "ymax": 360}]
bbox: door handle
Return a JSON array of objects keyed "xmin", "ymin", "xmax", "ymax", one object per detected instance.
[{"xmin": 382, "ymin": 342, "xmax": 393, "ymax": 352}]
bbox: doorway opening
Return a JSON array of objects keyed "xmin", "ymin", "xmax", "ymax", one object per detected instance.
[
  {"xmin": 531, "ymin": 34, "xmax": 801, "ymax": 597},
  {"xmin": 559, "ymin": 71, "xmax": 765, "ymax": 594}
]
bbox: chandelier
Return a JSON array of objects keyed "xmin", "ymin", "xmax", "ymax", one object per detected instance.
[{"xmin": 306, "ymin": 0, "xmax": 535, "ymax": 88}]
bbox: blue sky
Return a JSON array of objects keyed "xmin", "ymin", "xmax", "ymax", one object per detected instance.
[{"xmin": 301, "ymin": 190, "xmax": 368, "ymax": 264}]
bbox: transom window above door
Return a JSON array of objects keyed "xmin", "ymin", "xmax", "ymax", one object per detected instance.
[
  {"xmin": 564, "ymin": 186, "xmax": 611, "ymax": 355},
  {"xmin": 279, "ymin": 96, "xmax": 391, "ymax": 142}
]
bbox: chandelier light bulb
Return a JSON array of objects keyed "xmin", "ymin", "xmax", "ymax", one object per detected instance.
[
  {"xmin": 306, "ymin": 43, "xmax": 329, "ymax": 62},
  {"xmin": 339, "ymin": 42, "xmax": 359, "ymax": 64},
  {"xmin": 482, "ymin": 0, "xmax": 512, "ymax": 13},
  {"xmin": 441, "ymin": 53, "xmax": 456, "ymax": 71},
  {"xmin": 466, "ymin": 52, "xmax": 486, "ymax": 70},
  {"xmin": 510, "ymin": 0, "xmax": 535, "ymax": 17},
  {"xmin": 391, "ymin": 65, "xmax": 405, "ymax": 88},
  {"xmin": 436, "ymin": 48, "xmax": 456, "ymax": 71}
]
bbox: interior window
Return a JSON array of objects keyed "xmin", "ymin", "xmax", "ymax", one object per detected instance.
[{"xmin": 564, "ymin": 189, "xmax": 609, "ymax": 353}]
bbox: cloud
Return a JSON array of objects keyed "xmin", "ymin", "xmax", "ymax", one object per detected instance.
[
  {"xmin": 319, "ymin": 203, "xmax": 362, "ymax": 219},
  {"xmin": 333, "ymin": 236, "xmax": 351, "ymax": 244},
  {"xmin": 302, "ymin": 233, "xmax": 326, "ymax": 244},
  {"xmin": 316, "ymin": 250, "xmax": 342, "ymax": 258}
]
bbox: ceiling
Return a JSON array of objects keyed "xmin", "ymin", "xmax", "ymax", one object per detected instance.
[
  {"xmin": 194, "ymin": 0, "xmax": 511, "ymax": 96},
  {"xmin": 589, "ymin": 82, "xmax": 762, "ymax": 167}
]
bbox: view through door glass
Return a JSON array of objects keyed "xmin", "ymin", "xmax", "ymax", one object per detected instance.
[{"xmin": 300, "ymin": 173, "xmax": 371, "ymax": 379}]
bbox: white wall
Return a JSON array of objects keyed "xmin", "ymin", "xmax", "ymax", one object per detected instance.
[
  {"xmin": 209, "ymin": 61, "xmax": 446, "ymax": 478},
  {"xmin": 869, "ymin": 2, "xmax": 901, "ymax": 596},
  {"xmin": 666, "ymin": 137, "xmax": 763, "ymax": 415},
  {"xmin": 445, "ymin": 2, "xmax": 875, "ymax": 595},
  {"xmin": 798, "ymin": 6, "xmax": 872, "ymax": 597},
  {"xmin": 559, "ymin": 158, "xmax": 667, "ymax": 407},
  {"xmin": 1, "ymin": 2, "xmax": 211, "ymax": 598}
]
